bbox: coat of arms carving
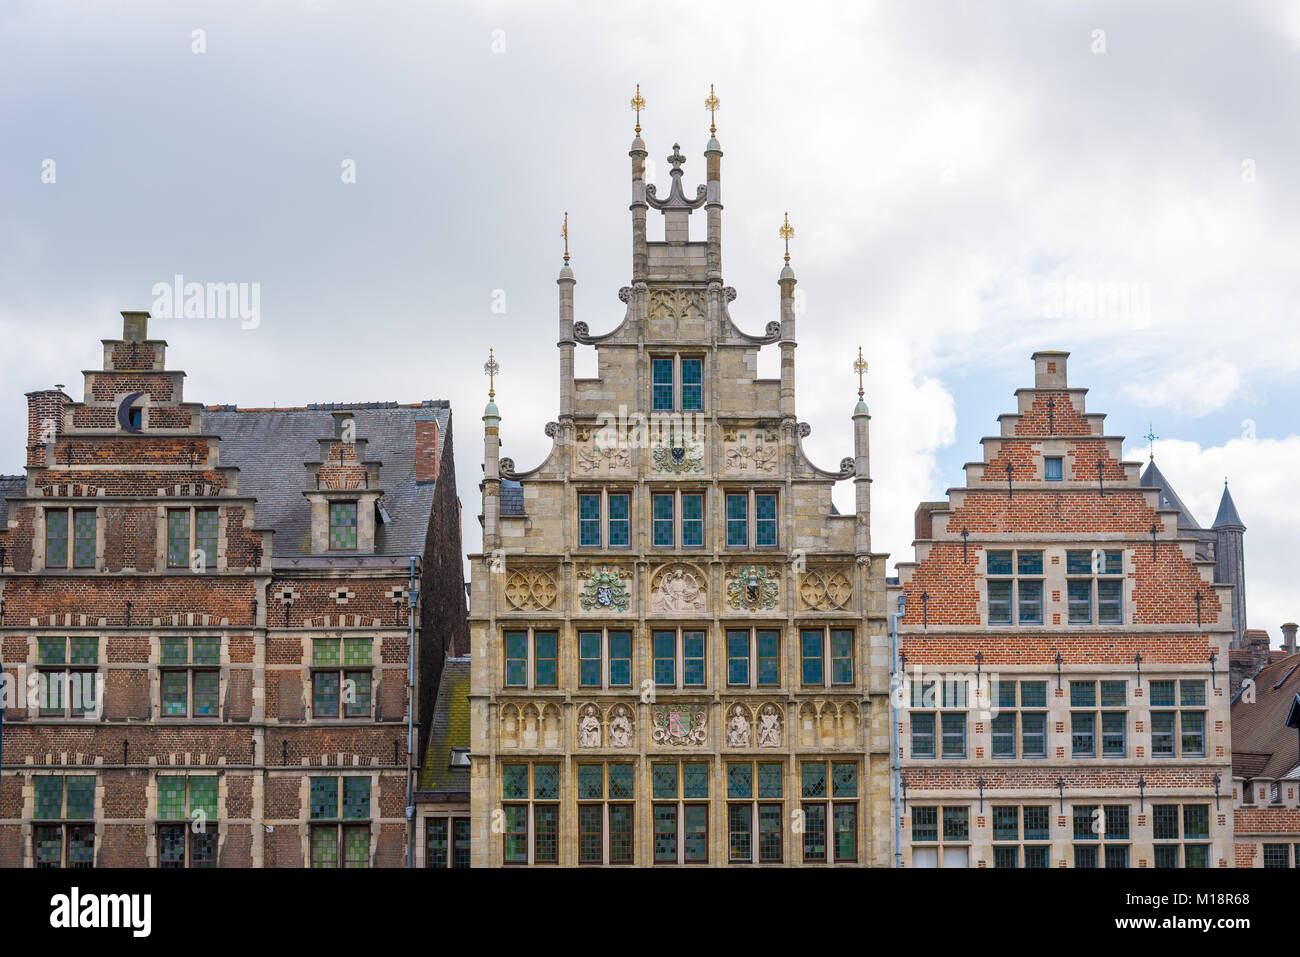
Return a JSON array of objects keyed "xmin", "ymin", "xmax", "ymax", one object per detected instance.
[
  {"xmin": 651, "ymin": 706, "xmax": 707, "ymax": 746},
  {"xmin": 726, "ymin": 565, "xmax": 779, "ymax": 612},
  {"xmin": 579, "ymin": 566, "xmax": 630, "ymax": 612}
]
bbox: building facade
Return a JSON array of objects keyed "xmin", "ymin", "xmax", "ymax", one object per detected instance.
[
  {"xmin": 891, "ymin": 352, "xmax": 1235, "ymax": 868},
  {"xmin": 0, "ymin": 310, "xmax": 467, "ymax": 867},
  {"xmin": 467, "ymin": 107, "xmax": 891, "ymax": 866}
]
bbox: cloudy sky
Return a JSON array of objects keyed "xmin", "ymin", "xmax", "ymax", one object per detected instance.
[{"xmin": 3, "ymin": 1, "xmax": 1297, "ymax": 643}]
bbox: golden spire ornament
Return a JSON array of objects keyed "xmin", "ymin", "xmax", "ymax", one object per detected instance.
[
  {"xmin": 779, "ymin": 212, "xmax": 794, "ymax": 263},
  {"xmin": 705, "ymin": 83, "xmax": 720, "ymax": 134},
  {"xmin": 484, "ymin": 347, "xmax": 500, "ymax": 400},
  {"xmin": 630, "ymin": 83, "xmax": 645, "ymax": 134},
  {"xmin": 854, "ymin": 347, "xmax": 868, "ymax": 399},
  {"xmin": 561, "ymin": 211, "xmax": 570, "ymax": 265}
]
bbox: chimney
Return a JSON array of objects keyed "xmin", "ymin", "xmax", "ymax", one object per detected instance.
[
  {"xmin": 1244, "ymin": 629, "xmax": 1272, "ymax": 672},
  {"xmin": 1282, "ymin": 622, "xmax": 1298, "ymax": 656},
  {"xmin": 26, "ymin": 388, "xmax": 69, "ymax": 468},
  {"xmin": 414, "ymin": 417, "xmax": 441, "ymax": 483},
  {"xmin": 121, "ymin": 310, "xmax": 149, "ymax": 342},
  {"xmin": 1032, "ymin": 350, "xmax": 1069, "ymax": 389}
]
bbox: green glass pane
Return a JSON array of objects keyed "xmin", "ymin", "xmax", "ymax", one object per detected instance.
[
  {"xmin": 1181, "ymin": 680, "xmax": 1206, "ymax": 707},
  {"xmin": 311, "ymin": 826, "xmax": 337, "ymax": 867},
  {"xmin": 503, "ymin": 806, "xmax": 528, "ymax": 862},
  {"xmin": 160, "ymin": 637, "xmax": 188, "ymax": 665},
  {"xmin": 310, "ymin": 777, "xmax": 339, "ymax": 819},
  {"xmin": 65, "ymin": 777, "xmax": 95, "ymax": 819},
  {"xmin": 343, "ymin": 638, "xmax": 372, "ymax": 666},
  {"xmin": 35, "ymin": 777, "xmax": 64, "ymax": 819},
  {"xmin": 342, "ymin": 778, "xmax": 370, "ymax": 819},
  {"xmin": 193, "ymin": 671, "xmax": 218, "ymax": 716},
  {"xmin": 577, "ymin": 764, "xmax": 604, "ymax": 800},
  {"xmin": 533, "ymin": 765, "xmax": 559, "ymax": 800},
  {"xmin": 67, "ymin": 825, "xmax": 94, "ymax": 865},
  {"xmin": 1149, "ymin": 680, "xmax": 1176, "ymax": 707},
  {"xmin": 45, "ymin": 511, "xmax": 69, "ymax": 567},
  {"xmin": 161, "ymin": 671, "xmax": 188, "ymax": 715},
  {"xmin": 313, "ymin": 639, "xmax": 341, "ymax": 666},
  {"xmin": 832, "ymin": 762, "xmax": 858, "ymax": 798},
  {"xmin": 501, "ymin": 765, "xmax": 529, "ymax": 800},
  {"xmin": 313, "ymin": 671, "xmax": 340, "ymax": 717},
  {"xmin": 329, "ymin": 503, "xmax": 358, "ymax": 550},
  {"xmin": 195, "ymin": 509, "xmax": 219, "ymax": 565},
  {"xmin": 344, "ymin": 825, "xmax": 370, "ymax": 867},
  {"xmin": 682, "ymin": 763, "xmax": 709, "ymax": 799},
  {"xmin": 73, "ymin": 511, "xmax": 96, "ymax": 567},
  {"xmin": 189, "ymin": 776, "xmax": 218, "ymax": 820},
  {"xmin": 801, "ymin": 762, "xmax": 827, "ymax": 798},
  {"xmin": 607, "ymin": 765, "xmax": 634, "ymax": 800},
  {"xmin": 34, "ymin": 825, "xmax": 62, "ymax": 866},
  {"xmin": 167, "ymin": 510, "xmax": 190, "ymax": 567},
  {"xmin": 757, "ymin": 763, "xmax": 783, "ymax": 799},
  {"xmin": 344, "ymin": 671, "xmax": 371, "ymax": 717},
  {"xmin": 38, "ymin": 638, "xmax": 66, "ymax": 665},
  {"xmin": 652, "ymin": 763, "xmax": 678, "ymax": 800},
  {"xmin": 158, "ymin": 776, "xmax": 186, "ymax": 820},
  {"xmin": 68, "ymin": 637, "xmax": 98, "ymax": 665},
  {"xmin": 192, "ymin": 637, "xmax": 220, "ymax": 665},
  {"xmin": 727, "ymin": 763, "xmax": 753, "ymax": 799}
]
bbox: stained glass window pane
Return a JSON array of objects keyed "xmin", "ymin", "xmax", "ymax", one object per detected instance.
[
  {"xmin": 653, "ymin": 631, "xmax": 675, "ymax": 687},
  {"xmin": 607, "ymin": 494, "xmax": 630, "ymax": 547},
  {"xmin": 682, "ymin": 763, "xmax": 708, "ymax": 799},
  {"xmin": 682, "ymin": 493, "xmax": 704, "ymax": 547},
  {"xmin": 312, "ymin": 671, "xmax": 339, "ymax": 718},
  {"xmin": 533, "ymin": 765, "xmax": 559, "ymax": 800},
  {"xmin": 189, "ymin": 637, "xmax": 219, "ymax": 665},
  {"xmin": 312, "ymin": 638, "xmax": 340, "ymax": 667},
  {"xmin": 534, "ymin": 805, "xmax": 558, "ymax": 863},
  {"xmin": 578, "ymin": 804, "xmax": 603, "ymax": 864},
  {"xmin": 831, "ymin": 630, "xmax": 854, "ymax": 684},
  {"xmin": 608, "ymin": 632, "xmax": 631, "ymax": 687},
  {"xmin": 652, "ymin": 764, "xmax": 678, "ymax": 800},
  {"xmin": 426, "ymin": 818, "xmax": 448, "ymax": 868},
  {"xmin": 193, "ymin": 671, "xmax": 219, "ymax": 716},
  {"xmin": 652, "ymin": 494, "xmax": 674, "ymax": 547},
  {"xmin": 195, "ymin": 509, "xmax": 219, "ymax": 568},
  {"xmin": 579, "ymin": 632, "xmax": 602, "ymax": 688},
  {"xmin": 38, "ymin": 638, "xmax": 66, "ymax": 665},
  {"xmin": 653, "ymin": 805, "xmax": 677, "ymax": 863},
  {"xmin": 832, "ymin": 762, "xmax": 858, "ymax": 798},
  {"xmin": 726, "ymin": 493, "xmax": 747, "ymax": 547},
  {"xmin": 46, "ymin": 510, "xmax": 69, "ymax": 567},
  {"xmin": 833, "ymin": 804, "xmax": 857, "ymax": 862},
  {"xmin": 167, "ymin": 510, "xmax": 190, "ymax": 568},
  {"xmin": 159, "ymin": 824, "xmax": 186, "ymax": 867},
  {"xmin": 158, "ymin": 776, "xmax": 187, "ymax": 820},
  {"xmin": 728, "ymin": 763, "xmax": 753, "ymax": 799},
  {"xmin": 912, "ymin": 806, "xmax": 938, "ymax": 842},
  {"xmin": 343, "ymin": 638, "xmax": 371, "ymax": 666},
  {"xmin": 802, "ymin": 803, "xmax": 826, "ymax": 862},
  {"xmin": 35, "ymin": 777, "xmax": 64, "ymax": 819},
  {"xmin": 67, "ymin": 825, "xmax": 94, "ymax": 867},
  {"xmin": 683, "ymin": 805, "xmax": 708, "ymax": 862},
  {"xmin": 1184, "ymin": 804, "xmax": 1209, "ymax": 839},
  {"xmin": 682, "ymin": 631, "xmax": 705, "ymax": 687},
  {"xmin": 756, "ymin": 631, "xmax": 780, "ymax": 686},
  {"xmin": 609, "ymin": 805, "xmax": 633, "ymax": 863},
  {"xmin": 501, "ymin": 766, "xmax": 529, "ymax": 800},
  {"xmin": 608, "ymin": 765, "xmax": 634, "ymax": 800},
  {"xmin": 534, "ymin": 633, "xmax": 557, "ymax": 687},
  {"xmin": 801, "ymin": 762, "xmax": 827, "ymax": 798},
  {"xmin": 342, "ymin": 778, "xmax": 370, "ymax": 819},
  {"xmin": 578, "ymin": 493, "xmax": 601, "ymax": 546},
  {"xmin": 161, "ymin": 671, "xmax": 188, "ymax": 715},
  {"xmin": 943, "ymin": 806, "xmax": 969, "ymax": 841},
  {"xmin": 189, "ymin": 776, "xmax": 218, "ymax": 820},
  {"xmin": 345, "ymin": 826, "xmax": 370, "ymax": 866},
  {"xmin": 329, "ymin": 503, "xmax": 358, "ymax": 550},
  {"xmin": 727, "ymin": 631, "xmax": 749, "ymax": 685},
  {"xmin": 504, "ymin": 631, "xmax": 527, "ymax": 687},
  {"xmin": 311, "ymin": 827, "xmax": 337, "ymax": 867},
  {"xmin": 757, "ymin": 763, "xmax": 783, "ymax": 799},
  {"xmin": 34, "ymin": 825, "xmax": 62, "ymax": 866},
  {"xmin": 729, "ymin": 804, "xmax": 752, "ymax": 861},
  {"xmin": 310, "ymin": 777, "xmax": 339, "ymax": 819},
  {"xmin": 801, "ymin": 630, "xmax": 824, "ymax": 685},
  {"xmin": 577, "ymin": 764, "xmax": 604, "ymax": 800},
  {"xmin": 652, "ymin": 358, "xmax": 674, "ymax": 411},
  {"xmin": 681, "ymin": 358, "xmax": 703, "ymax": 411},
  {"xmin": 755, "ymin": 493, "xmax": 777, "ymax": 546},
  {"xmin": 503, "ymin": 806, "xmax": 527, "ymax": 863},
  {"xmin": 73, "ymin": 510, "xmax": 96, "ymax": 567},
  {"xmin": 343, "ymin": 670, "xmax": 370, "ymax": 717}
]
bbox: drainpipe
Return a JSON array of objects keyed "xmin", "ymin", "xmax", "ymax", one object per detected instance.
[
  {"xmin": 892, "ymin": 592, "xmax": 907, "ymax": 868},
  {"xmin": 406, "ymin": 556, "xmax": 418, "ymax": 868}
]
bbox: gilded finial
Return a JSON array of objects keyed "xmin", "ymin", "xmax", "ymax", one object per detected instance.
[
  {"xmin": 779, "ymin": 212, "xmax": 794, "ymax": 264},
  {"xmin": 705, "ymin": 83, "xmax": 720, "ymax": 135},
  {"xmin": 484, "ymin": 347, "xmax": 500, "ymax": 400},
  {"xmin": 561, "ymin": 211, "xmax": 570, "ymax": 265},
  {"xmin": 1144, "ymin": 423, "xmax": 1159, "ymax": 461},
  {"xmin": 630, "ymin": 83, "xmax": 645, "ymax": 135},
  {"xmin": 854, "ymin": 347, "xmax": 868, "ymax": 399}
]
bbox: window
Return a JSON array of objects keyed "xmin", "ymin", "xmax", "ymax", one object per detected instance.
[
  {"xmin": 651, "ymin": 762, "xmax": 708, "ymax": 865},
  {"xmin": 328, "ymin": 502, "xmax": 358, "ymax": 550},
  {"xmin": 1044, "ymin": 456, "xmax": 1063, "ymax": 482},
  {"xmin": 725, "ymin": 628, "xmax": 780, "ymax": 688},
  {"xmin": 33, "ymin": 776, "xmax": 95, "ymax": 868},
  {"xmin": 128, "ymin": 405, "xmax": 144, "ymax": 429},
  {"xmin": 991, "ymin": 805, "xmax": 1052, "ymax": 868},
  {"xmin": 910, "ymin": 806, "xmax": 970, "ymax": 867},
  {"xmin": 799, "ymin": 627, "xmax": 854, "ymax": 687},
  {"xmin": 310, "ymin": 777, "xmax": 371, "ymax": 867},
  {"xmin": 44, "ymin": 508, "xmax": 96, "ymax": 569},
  {"xmin": 1071, "ymin": 804, "xmax": 1131, "ymax": 868},
  {"xmin": 1066, "ymin": 549, "xmax": 1124, "ymax": 625},
  {"xmin": 167, "ymin": 507, "xmax": 220, "ymax": 569},
  {"xmin": 310, "ymin": 637, "xmax": 372, "ymax": 718},
  {"xmin": 1149, "ymin": 679, "xmax": 1206, "ymax": 757},
  {"xmin": 800, "ymin": 761, "xmax": 858, "ymax": 863},
  {"xmin": 726, "ymin": 762, "xmax": 784, "ymax": 864},
  {"xmin": 651, "ymin": 490, "xmax": 705, "ymax": 548},
  {"xmin": 725, "ymin": 490, "xmax": 778, "ymax": 548},
  {"xmin": 651, "ymin": 355, "xmax": 704, "ymax": 412},
  {"xmin": 989, "ymin": 679, "xmax": 1048, "ymax": 759},
  {"xmin": 157, "ymin": 775, "xmax": 218, "ymax": 868},
  {"xmin": 501, "ymin": 629, "xmax": 559, "ymax": 689},
  {"xmin": 985, "ymin": 550, "xmax": 1043, "ymax": 625},
  {"xmin": 426, "ymin": 817, "xmax": 470, "ymax": 868},
  {"xmin": 502, "ymin": 764, "xmax": 559, "ymax": 865},
  {"xmin": 159, "ymin": 636, "xmax": 220, "ymax": 718},
  {"xmin": 1262, "ymin": 844, "xmax": 1294, "ymax": 869},
  {"xmin": 577, "ymin": 490, "xmax": 630, "ymax": 548},
  {"xmin": 577, "ymin": 629, "xmax": 632, "ymax": 689},
  {"xmin": 1069, "ymin": 680, "xmax": 1127, "ymax": 758},
  {"xmin": 576, "ymin": 764, "xmax": 635, "ymax": 865},
  {"xmin": 1152, "ymin": 803, "xmax": 1211, "ymax": 868},
  {"xmin": 37, "ymin": 637, "xmax": 99, "ymax": 718},
  {"xmin": 652, "ymin": 629, "xmax": 706, "ymax": 689},
  {"xmin": 910, "ymin": 676, "xmax": 968, "ymax": 759}
]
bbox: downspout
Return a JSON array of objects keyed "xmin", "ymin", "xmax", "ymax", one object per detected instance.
[
  {"xmin": 406, "ymin": 556, "xmax": 417, "ymax": 868},
  {"xmin": 892, "ymin": 593, "xmax": 906, "ymax": 868}
]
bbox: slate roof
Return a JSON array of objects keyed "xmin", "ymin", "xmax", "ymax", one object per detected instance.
[
  {"xmin": 0, "ymin": 475, "xmax": 25, "ymax": 526},
  {"xmin": 201, "ymin": 403, "xmax": 449, "ymax": 557},
  {"xmin": 500, "ymin": 479, "xmax": 524, "ymax": 516},
  {"xmin": 1232, "ymin": 651, "xmax": 1300, "ymax": 780},
  {"xmin": 1213, "ymin": 483, "xmax": 1245, "ymax": 529},
  {"xmin": 417, "ymin": 657, "xmax": 470, "ymax": 795},
  {"xmin": 1140, "ymin": 460, "xmax": 1203, "ymax": 531}
]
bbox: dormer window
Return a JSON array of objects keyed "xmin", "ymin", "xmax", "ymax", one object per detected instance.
[
  {"xmin": 128, "ymin": 406, "xmax": 144, "ymax": 430},
  {"xmin": 329, "ymin": 502, "xmax": 358, "ymax": 550},
  {"xmin": 449, "ymin": 748, "xmax": 471, "ymax": 769}
]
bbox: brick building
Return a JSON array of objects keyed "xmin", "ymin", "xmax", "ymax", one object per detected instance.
[
  {"xmin": 0, "ymin": 310, "xmax": 467, "ymax": 867},
  {"xmin": 890, "ymin": 351, "xmax": 1235, "ymax": 868},
  {"xmin": 467, "ymin": 104, "xmax": 891, "ymax": 866}
]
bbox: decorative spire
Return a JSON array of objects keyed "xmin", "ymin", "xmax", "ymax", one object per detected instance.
[
  {"xmin": 1144, "ymin": 422, "xmax": 1159, "ymax": 461},
  {"xmin": 561, "ymin": 211, "xmax": 570, "ymax": 266},
  {"xmin": 854, "ymin": 347, "xmax": 868, "ymax": 399},
  {"xmin": 705, "ymin": 83, "xmax": 720, "ymax": 135},
  {"xmin": 630, "ymin": 83, "xmax": 645, "ymax": 135},
  {"xmin": 780, "ymin": 212, "xmax": 794, "ymax": 264},
  {"xmin": 484, "ymin": 347, "xmax": 500, "ymax": 400}
]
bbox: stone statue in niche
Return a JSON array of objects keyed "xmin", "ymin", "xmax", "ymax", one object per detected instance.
[
  {"xmin": 757, "ymin": 705, "xmax": 782, "ymax": 748},
  {"xmin": 727, "ymin": 706, "xmax": 751, "ymax": 747},
  {"xmin": 578, "ymin": 705, "xmax": 601, "ymax": 748},
  {"xmin": 608, "ymin": 707, "xmax": 633, "ymax": 748}
]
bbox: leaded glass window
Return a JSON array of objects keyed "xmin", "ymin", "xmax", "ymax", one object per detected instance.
[
  {"xmin": 607, "ymin": 493, "xmax": 630, "ymax": 547},
  {"xmin": 328, "ymin": 502, "xmax": 357, "ymax": 550}
]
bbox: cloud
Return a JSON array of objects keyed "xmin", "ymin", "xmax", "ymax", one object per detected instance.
[{"xmin": 1121, "ymin": 361, "xmax": 1243, "ymax": 418}]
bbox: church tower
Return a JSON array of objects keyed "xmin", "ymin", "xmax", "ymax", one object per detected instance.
[{"xmin": 467, "ymin": 87, "xmax": 891, "ymax": 866}]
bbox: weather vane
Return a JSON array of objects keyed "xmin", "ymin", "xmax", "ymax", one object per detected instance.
[
  {"xmin": 484, "ymin": 347, "xmax": 500, "ymax": 400},
  {"xmin": 780, "ymin": 212, "xmax": 794, "ymax": 264},
  {"xmin": 1144, "ymin": 422, "xmax": 1158, "ymax": 461},
  {"xmin": 705, "ymin": 83, "xmax": 720, "ymax": 135},
  {"xmin": 854, "ymin": 347, "xmax": 868, "ymax": 399},
  {"xmin": 561, "ymin": 211, "xmax": 569, "ymax": 265},
  {"xmin": 630, "ymin": 83, "xmax": 645, "ymax": 135}
]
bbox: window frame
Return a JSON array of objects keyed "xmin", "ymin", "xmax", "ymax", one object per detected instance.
[
  {"xmin": 43, "ymin": 507, "xmax": 98, "ymax": 570},
  {"xmin": 724, "ymin": 489, "xmax": 779, "ymax": 549},
  {"xmin": 166, "ymin": 506, "xmax": 221, "ymax": 570}
]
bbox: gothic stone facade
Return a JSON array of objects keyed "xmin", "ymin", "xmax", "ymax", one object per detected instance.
[
  {"xmin": 0, "ymin": 311, "xmax": 467, "ymax": 868},
  {"xmin": 468, "ymin": 128, "xmax": 891, "ymax": 866},
  {"xmin": 891, "ymin": 352, "xmax": 1235, "ymax": 868}
]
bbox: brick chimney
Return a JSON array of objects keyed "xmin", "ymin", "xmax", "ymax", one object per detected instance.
[
  {"xmin": 1282, "ymin": 622, "xmax": 1297, "ymax": 656},
  {"xmin": 1244, "ymin": 629, "xmax": 1272, "ymax": 672},
  {"xmin": 414, "ymin": 417, "xmax": 441, "ymax": 483},
  {"xmin": 26, "ymin": 388, "xmax": 69, "ymax": 468},
  {"xmin": 1032, "ymin": 350, "xmax": 1069, "ymax": 389}
]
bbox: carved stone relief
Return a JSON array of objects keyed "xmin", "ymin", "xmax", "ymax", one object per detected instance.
[
  {"xmin": 797, "ymin": 566, "xmax": 853, "ymax": 611},
  {"xmin": 650, "ymin": 563, "xmax": 708, "ymax": 614},
  {"xmin": 504, "ymin": 567, "xmax": 558, "ymax": 611}
]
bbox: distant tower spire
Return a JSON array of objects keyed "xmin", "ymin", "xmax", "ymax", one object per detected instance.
[
  {"xmin": 1144, "ymin": 423, "xmax": 1159, "ymax": 461},
  {"xmin": 705, "ymin": 83, "xmax": 720, "ymax": 135},
  {"xmin": 484, "ymin": 347, "xmax": 499, "ymax": 401},
  {"xmin": 854, "ymin": 347, "xmax": 868, "ymax": 400},
  {"xmin": 780, "ymin": 212, "xmax": 794, "ymax": 264},
  {"xmin": 630, "ymin": 83, "xmax": 645, "ymax": 135},
  {"xmin": 561, "ymin": 211, "xmax": 570, "ymax": 266}
]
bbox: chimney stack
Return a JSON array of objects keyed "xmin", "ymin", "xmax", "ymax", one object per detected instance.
[{"xmin": 1282, "ymin": 622, "xmax": 1298, "ymax": 656}]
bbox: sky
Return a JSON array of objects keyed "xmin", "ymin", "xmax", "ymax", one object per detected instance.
[{"xmin": 2, "ymin": 0, "xmax": 1298, "ymax": 645}]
